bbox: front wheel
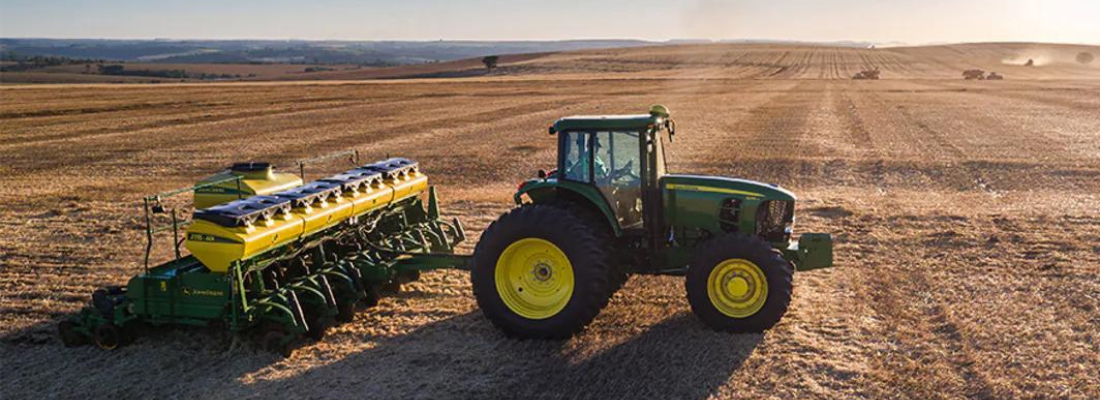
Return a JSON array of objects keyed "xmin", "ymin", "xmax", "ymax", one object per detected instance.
[
  {"xmin": 686, "ymin": 234, "xmax": 793, "ymax": 333},
  {"xmin": 471, "ymin": 205, "xmax": 612, "ymax": 339}
]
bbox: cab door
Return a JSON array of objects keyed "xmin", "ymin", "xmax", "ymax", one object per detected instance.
[{"xmin": 592, "ymin": 131, "xmax": 645, "ymax": 229}]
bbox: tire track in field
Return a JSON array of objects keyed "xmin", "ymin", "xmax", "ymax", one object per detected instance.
[
  {"xmin": 0, "ymin": 99, "xmax": 219, "ymax": 120},
  {"xmin": 238, "ymin": 93, "xmax": 599, "ymax": 164},
  {"xmin": 917, "ymin": 80, "xmax": 1100, "ymax": 112},
  {"xmin": 827, "ymin": 49, "xmax": 841, "ymax": 79},
  {"xmin": 0, "ymin": 97, "xmax": 418, "ymax": 149},
  {"xmin": 828, "ymin": 48, "xmax": 845, "ymax": 79},
  {"xmin": 835, "ymin": 86, "xmax": 880, "ymax": 158},
  {"xmin": 683, "ymin": 80, "xmax": 823, "ymax": 183},
  {"xmin": 19, "ymin": 92, "xmax": 604, "ymax": 202},
  {"xmin": 0, "ymin": 88, "xmax": 549, "ymax": 177},
  {"xmin": 837, "ymin": 83, "xmax": 991, "ymax": 193},
  {"xmin": 863, "ymin": 263, "xmax": 999, "ymax": 400},
  {"xmin": 891, "ymin": 80, "xmax": 1100, "ymax": 165},
  {"xmin": 815, "ymin": 49, "xmax": 828, "ymax": 79},
  {"xmin": 880, "ymin": 51, "xmax": 925, "ymax": 78},
  {"xmin": 854, "ymin": 86, "xmax": 968, "ymax": 162},
  {"xmin": 0, "ymin": 90, "xmax": 585, "ymax": 200}
]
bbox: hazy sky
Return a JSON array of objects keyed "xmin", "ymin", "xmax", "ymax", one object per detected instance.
[{"xmin": 1, "ymin": 0, "xmax": 1097, "ymax": 44}]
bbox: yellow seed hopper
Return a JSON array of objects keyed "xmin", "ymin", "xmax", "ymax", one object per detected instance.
[{"xmin": 185, "ymin": 158, "xmax": 427, "ymax": 272}]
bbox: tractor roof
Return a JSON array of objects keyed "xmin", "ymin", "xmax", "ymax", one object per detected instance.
[
  {"xmin": 551, "ymin": 114, "xmax": 659, "ymax": 133},
  {"xmin": 550, "ymin": 105, "xmax": 671, "ymax": 133}
]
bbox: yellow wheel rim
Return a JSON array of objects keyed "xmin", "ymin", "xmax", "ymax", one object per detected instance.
[
  {"xmin": 495, "ymin": 238, "xmax": 574, "ymax": 320},
  {"xmin": 707, "ymin": 259, "xmax": 768, "ymax": 318}
]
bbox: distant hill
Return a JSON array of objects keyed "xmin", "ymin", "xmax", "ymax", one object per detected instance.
[
  {"xmin": 0, "ymin": 39, "xmax": 656, "ymax": 65},
  {"xmin": 3, "ymin": 41, "xmax": 1097, "ymax": 84},
  {"xmin": 318, "ymin": 42, "xmax": 1098, "ymax": 81}
]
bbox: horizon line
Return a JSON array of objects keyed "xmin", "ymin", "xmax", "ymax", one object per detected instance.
[{"xmin": 2, "ymin": 37, "xmax": 1098, "ymax": 48}]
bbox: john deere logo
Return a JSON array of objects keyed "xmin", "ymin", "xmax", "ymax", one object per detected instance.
[{"xmin": 182, "ymin": 287, "xmax": 224, "ymax": 297}]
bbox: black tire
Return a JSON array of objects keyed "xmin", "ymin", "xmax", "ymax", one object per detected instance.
[
  {"xmin": 685, "ymin": 234, "xmax": 793, "ymax": 333},
  {"xmin": 361, "ymin": 286, "xmax": 381, "ymax": 308},
  {"xmin": 336, "ymin": 300, "xmax": 356, "ymax": 323},
  {"xmin": 471, "ymin": 205, "xmax": 612, "ymax": 339},
  {"xmin": 58, "ymin": 321, "xmax": 86, "ymax": 347},
  {"xmin": 304, "ymin": 308, "xmax": 334, "ymax": 341},
  {"xmin": 93, "ymin": 323, "xmax": 123, "ymax": 350},
  {"xmin": 606, "ymin": 265, "xmax": 630, "ymax": 298},
  {"xmin": 543, "ymin": 200, "xmax": 628, "ymax": 301}
]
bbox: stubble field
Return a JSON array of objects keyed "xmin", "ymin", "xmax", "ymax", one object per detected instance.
[{"xmin": 1, "ymin": 43, "xmax": 1098, "ymax": 400}]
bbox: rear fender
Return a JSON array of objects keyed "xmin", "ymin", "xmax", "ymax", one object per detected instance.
[{"xmin": 515, "ymin": 180, "xmax": 622, "ymax": 237}]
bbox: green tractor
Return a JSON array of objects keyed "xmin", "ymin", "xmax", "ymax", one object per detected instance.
[{"xmin": 471, "ymin": 105, "xmax": 833, "ymax": 338}]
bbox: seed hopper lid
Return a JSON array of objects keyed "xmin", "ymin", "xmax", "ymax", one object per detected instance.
[
  {"xmin": 193, "ymin": 158, "xmax": 419, "ymax": 227},
  {"xmin": 320, "ymin": 168, "xmax": 384, "ymax": 193},
  {"xmin": 356, "ymin": 158, "xmax": 418, "ymax": 180},
  {"xmin": 193, "ymin": 195, "xmax": 292, "ymax": 227},
  {"xmin": 276, "ymin": 181, "xmax": 343, "ymax": 208}
]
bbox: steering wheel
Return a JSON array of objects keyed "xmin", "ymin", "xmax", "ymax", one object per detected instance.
[{"xmin": 610, "ymin": 160, "xmax": 640, "ymax": 182}]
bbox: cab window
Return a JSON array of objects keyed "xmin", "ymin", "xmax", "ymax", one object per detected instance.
[
  {"xmin": 594, "ymin": 131, "xmax": 643, "ymax": 228},
  {"xmin": 561, "ymin": 131, "xmax": 593, "ymax": 183}
]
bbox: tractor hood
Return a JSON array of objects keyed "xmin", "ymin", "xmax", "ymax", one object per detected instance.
[{"xmin": 661, "ymin": 174, "xmax": 796, "ymax": 201}]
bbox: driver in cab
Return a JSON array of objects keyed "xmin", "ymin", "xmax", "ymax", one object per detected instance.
[{"xmin": 567, "ymin": 134, "xmax": 610, "ymax": 182}]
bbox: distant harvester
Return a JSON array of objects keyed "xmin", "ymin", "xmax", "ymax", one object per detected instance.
[
  {"xmin": 963, "ymin": 69, "xmax": 986, "ymax": 80},
  {"xmin": 852, "ymin": 68, "xmax": 880, "ymax": 80}
]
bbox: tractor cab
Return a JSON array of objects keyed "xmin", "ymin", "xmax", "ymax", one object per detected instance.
[{"xmin": 548, "ymin": 105, "xmax": 671, "ymax": 232}]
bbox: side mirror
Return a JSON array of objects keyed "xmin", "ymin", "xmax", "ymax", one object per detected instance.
[{"xmin": 537, "ymin": 169, "xmax": 548, "ymax": 179}]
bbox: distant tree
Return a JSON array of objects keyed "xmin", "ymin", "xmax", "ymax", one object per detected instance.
[
  {"xmin": 1077, "ymin": 52, "xmax": 1095, "ymax": 65},
  {"xmin": 482, "ymin": 55, "xmax": 499, "ymax": 73}
]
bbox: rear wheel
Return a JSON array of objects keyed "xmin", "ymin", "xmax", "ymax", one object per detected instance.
[
  {"xmin": 686, "ymin": 234, "xmax": 793, "ymax": 333},
  {"xmin": 545, "ymin": 200, "xmax": 627, "ymax": 301},
  {"xmin": 93, "ymin": 324, "xmax": 123, "ymax": 350},
  {"xmin": 471, "ymin": 205, "xmax": 611, "ymax": 339}
]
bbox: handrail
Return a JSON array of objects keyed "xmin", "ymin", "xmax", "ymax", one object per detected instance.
[
  {"xmin": 144, "ymin": 174, "xmax": 243, "ymax": 202},
  {"xmin": 297, "ymin": 149, "xmax": 359, "ymax": 182}
]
